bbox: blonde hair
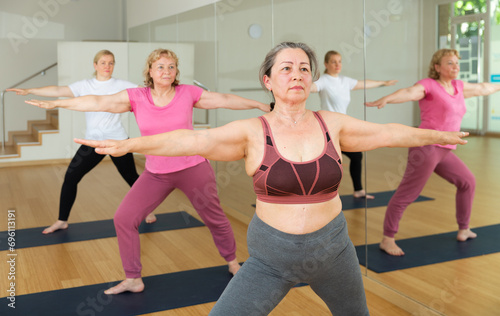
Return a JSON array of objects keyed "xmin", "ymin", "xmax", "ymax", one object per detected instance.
[
  {"xmin": 428, "ymin": 49, "xmax": 460, "ymax": 79},
  {"xmin": 93, "ymin": 50, "xmax": 115, "ymax": 77},
  {"xmin": 323, "ymin": 50, "xmax": 341, "ymax": 73},
  {"xmin": 143, "ymin": 49, "xmax": 180, "ymax": 88}
]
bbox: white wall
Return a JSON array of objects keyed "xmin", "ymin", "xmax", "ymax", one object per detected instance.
[
  {"xmin": 0, "ymin": 0, "xmax": 125, "ymax": 91},
  {"xmin": 0, "ymin": 0, "xmax": 126, "ymax": 149},
  {"xmin": 213, "ymin": 0, "xmax": 422, "ymax": 126},
  {"xmin": 126, "ymin": 0, "xmax": 219, "ymax": 29}
]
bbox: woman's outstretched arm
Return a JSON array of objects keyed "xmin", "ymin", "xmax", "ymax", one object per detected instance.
[
  {"xmin": 352, "ymin": 79, "xmax": 397, "ymax": 90},
  {"xmin": 463, "ymin": 82, "xmax": 500, "ymax": 99},
  {"xmin": 7, "ymin": 86, "xmax": 74, "ymax": 98},
  {"xmin": 24, "ymin": 90, "xmax": 131, "ymax": 113},
  {"xmin": 365, "ymin": 83, "xmax": 425, "ymax": 109},
  {"xmin": 195, "ymin": 91, "xmax": 270, "ymax": 112},
  {"xmin": 321, "ymin": 111, "xmax": 468, "ymax": 153},
  {"xmin": 75, "ymin": 118, "xmax": 254, "ymax": 162}
]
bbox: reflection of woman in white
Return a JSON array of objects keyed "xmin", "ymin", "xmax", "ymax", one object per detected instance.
[
  {"xmin": 311, "ymin": 50, "xmax": 397, "ymax": 198},
  {"xmin": 7, "ymin": 50, "xmax": 158, "ymax": 233}
]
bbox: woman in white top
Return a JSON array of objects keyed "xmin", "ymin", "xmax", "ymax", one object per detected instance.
[
  {"xmin": 311, "ymin": 50, "xmax": 397, "ymax": 198},
  {"xmin": 7, "ymin": 50, "xmax": 155, "ymax": 233}
]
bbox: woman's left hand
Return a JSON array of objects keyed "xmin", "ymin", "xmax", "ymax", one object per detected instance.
[
  {"xmin": 25, "ymin": 99, "xmax": 57, "ymax": 109},
  {"xmin": 441, "ymin": 131, "xmax": 469, "ymax": 145},
  {"xmin": 384, "ymin": 80, "xmax": 398, "ymax": 86},
  {"xmin": 74, "ymin": 138, "xmax": 129, "ymax": 157}
]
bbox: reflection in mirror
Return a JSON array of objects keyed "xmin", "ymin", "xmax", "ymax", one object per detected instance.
[
  {"xmin": 129, "ymin": 7, "xmax": 215, "ymax": 126},
  {"xmin": 126, "ymin": 0, "xmax": 500, "ymax": 314},
  {"xmin": 214, "ymin": 1, "xmax": 371, "ymax": 279},
  {"xmin": 214, "ymin": 0, "xmax": 274, "ymax": 227},
  {"xmin": 363, "ymin": 1, "xmax": 500, "ymax": 315}
]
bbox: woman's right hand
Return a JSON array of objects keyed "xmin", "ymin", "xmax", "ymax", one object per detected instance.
[
  {"xmin": 25, "ymin": 99, "xmax": 58, "ymax": 109},
  {"xmin": 7, "ymin": 88, "xmax": 29, "ymax": 96},
  {"xmin": 365, "ymin": 99, "xmax": 387, "ymax": 109}
]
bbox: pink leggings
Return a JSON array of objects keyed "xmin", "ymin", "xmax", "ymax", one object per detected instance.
[
  {"xmin": 384, "ymin": 145, "xmax": 475, "ymax": 238},
  {"xmin": 114, "ymin": 160, "xmax": 237, "ymax": 278}
]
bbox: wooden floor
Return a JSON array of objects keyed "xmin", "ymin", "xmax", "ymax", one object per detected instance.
[
  {"xmin": 1, "ymin": 135, "xmax": 498, "ymax": 315},
  {"xmin": 360, "ymin": 135, "xmax": 500, "ymax": 316}
]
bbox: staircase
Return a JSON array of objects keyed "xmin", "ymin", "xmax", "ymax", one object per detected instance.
[{"xmin": 0, "ymin": 110, "xmax": 59, "ymax": 159}]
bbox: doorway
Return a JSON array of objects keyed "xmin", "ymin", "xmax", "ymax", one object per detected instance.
[{"xmin": 438, "ymin": 1, "xmax": 493, "ymax": 134}]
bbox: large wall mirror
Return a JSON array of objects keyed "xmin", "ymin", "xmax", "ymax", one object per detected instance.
[{"xmin": 128, "ymin": 0, "xmax": 500, "ymax": 314}]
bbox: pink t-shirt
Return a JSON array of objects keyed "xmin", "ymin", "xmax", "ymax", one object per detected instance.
[
  {"xmin": 417, "ymin": 78, "xmax": 466, "ymax": 150},
  {"xmin": 127, "ymin": 85, "xmax": 206, "ymax": 174}
]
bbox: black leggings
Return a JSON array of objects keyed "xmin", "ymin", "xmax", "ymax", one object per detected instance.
[
  {"xmin": 342, "ymin": 151, "xmax": 363, "ymax": 191},
  {"xmin": 58, "ymin": 145, "xmax": 139, "ymax": 221}
]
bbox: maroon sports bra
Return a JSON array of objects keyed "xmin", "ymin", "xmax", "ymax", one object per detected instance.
[{"xmin": 253, "ymin": 111, "xmax": 343, "ymax": 204}]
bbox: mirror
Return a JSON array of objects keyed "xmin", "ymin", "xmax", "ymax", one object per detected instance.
[
  {"xmin": 212, "ymin": 0, "xmax": 370, "ymax": 260},
  {"xmin": 364, "ymin": 0, "xmax": 500, "ymax": 314},
  {"xmin": 127, "ymin": 0, "xmax": 500, "ymax": 314}
]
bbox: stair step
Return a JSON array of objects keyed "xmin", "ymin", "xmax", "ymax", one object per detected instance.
[
  {"xmin": 33, "ymin": 123, "xmax": 58, "ymax": 133},
  {"xmin": 13, "ymin": 134, "xmax": 39, "ymax": 145},
  {"xmin": 0, "ymin": 109, "xmax": 60, "ymax": 160},
  {"xmin": 0, "ymin": 145, "xmax": 20, "ymax": 158},
  {"xmin": 48, "ymin": 111, "xmax": 59, "ymax": 126}
]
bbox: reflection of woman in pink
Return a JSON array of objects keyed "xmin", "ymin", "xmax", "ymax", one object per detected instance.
[
  {"xmin": 367, "ymin": 49, "xmax": 500, "ymax": 256},
  {"xmin": 311, "ymin": 50, "xmax": 396, "ymax": 199}
]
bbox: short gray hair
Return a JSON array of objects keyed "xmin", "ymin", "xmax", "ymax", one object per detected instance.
[{"xmin": 259, "ymin": 42, "xmax": 319, "ymax": 90}]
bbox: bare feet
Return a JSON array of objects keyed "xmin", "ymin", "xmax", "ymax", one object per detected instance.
[
  {"xmin": 227, "ymin": 259, "xmax": 241, "ymax": 275},
  {"xmin": 379, "ymin": 236, "xmax": 405, "ymax": 256},
  {"xmin": 42, "ymin": 220, "xmax": 68, "ymax": 234},
  {"xmin": 353, "ymin": 190, "xmax": 375, "ymax": 199},
  {"xmin": 145, "ymin": 213, "xmax": 157, "ymax": 224},
  {"xmin": 104, "ymin": 278, "xmax": 144, "ymax": 295},
  {"xmin": 457, "ymin": 228, "xmax": 477, "ymax": 242}
]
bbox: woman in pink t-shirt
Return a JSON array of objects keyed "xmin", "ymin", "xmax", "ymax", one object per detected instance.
[
  {"xmin": 366, "ymin": 49, "xmax": 500, "ymax": 256},
  {"xmin": 26, "ymin": 48, "xmax": 269, "ymax": 294}
]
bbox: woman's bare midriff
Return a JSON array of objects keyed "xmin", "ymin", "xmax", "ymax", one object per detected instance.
[{"xmin": 255, "ymin": 196, "xmax": 342, "ymax": 235}]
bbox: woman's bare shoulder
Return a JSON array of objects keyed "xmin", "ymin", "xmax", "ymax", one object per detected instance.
[{"xmin": 317, "ymin": 110, "xmax": 348, "ymax": 123}]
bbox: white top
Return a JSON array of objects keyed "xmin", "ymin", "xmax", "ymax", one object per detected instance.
[
  {"xmin": 314, "ymin": 74, "xmax": 358, "ymax": 114},
  {"xmin": 68, "ymin": 78, "xmax": 137, "ymax": 140}
]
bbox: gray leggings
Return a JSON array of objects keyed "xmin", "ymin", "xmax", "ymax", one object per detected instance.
[{"xmin": 209, "ymin": 212, "xmax": 369, "ymax": 316}]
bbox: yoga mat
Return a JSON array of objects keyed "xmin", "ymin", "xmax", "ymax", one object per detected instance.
[
  {"xmin": 356, "ymin": 224, "xmax": 500, "ymax": 273},
  {"xmin": 0, "ymin": 211, "xmax": 204, "ymax": 251},
  {"xmin": 0, "ymin": 264, "xmax": 306, "ymax": 316},
  {"xmin": 340, "ymin": 191, "xmax": 433, "ymax": 210},
  {"xmin": 0, "ymin": 265, "xmax": 232, "ymax": 316},
  {"xmin": 252, "ymin": 191, "xmax": 434, "ymax": 210}
]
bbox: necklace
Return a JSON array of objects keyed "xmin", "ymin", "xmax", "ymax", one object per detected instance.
[{"xmin": 274, "ymin": 110, "xmax": 307, "ymax": 124}]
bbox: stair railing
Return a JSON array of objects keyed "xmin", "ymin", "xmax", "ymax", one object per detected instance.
[
  {"xmin": 1, "ymin": 63, "xmax": 57, "ymax": 151},
  {"xmin": 193, "ymin": 80, "xmax": 210, "ymax": 125}
]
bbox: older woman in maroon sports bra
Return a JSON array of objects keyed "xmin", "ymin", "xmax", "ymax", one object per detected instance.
[{"xmin": 75, "ymin": 42, "xmax": 469, "ymax": 315}]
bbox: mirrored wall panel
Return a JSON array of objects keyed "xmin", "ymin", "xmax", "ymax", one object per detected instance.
[{"xmin": 127, "ymin": 1, "xmax": 500, "ymax": 314}]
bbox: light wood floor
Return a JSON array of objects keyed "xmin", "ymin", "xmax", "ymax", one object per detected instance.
[
  {"xmin": 360, "ymin": 135, "xmax": 500, "ymax": 316},
  {"xmin": 1, "ymin": 135, "xmax": 498, "ymax": 315}
]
